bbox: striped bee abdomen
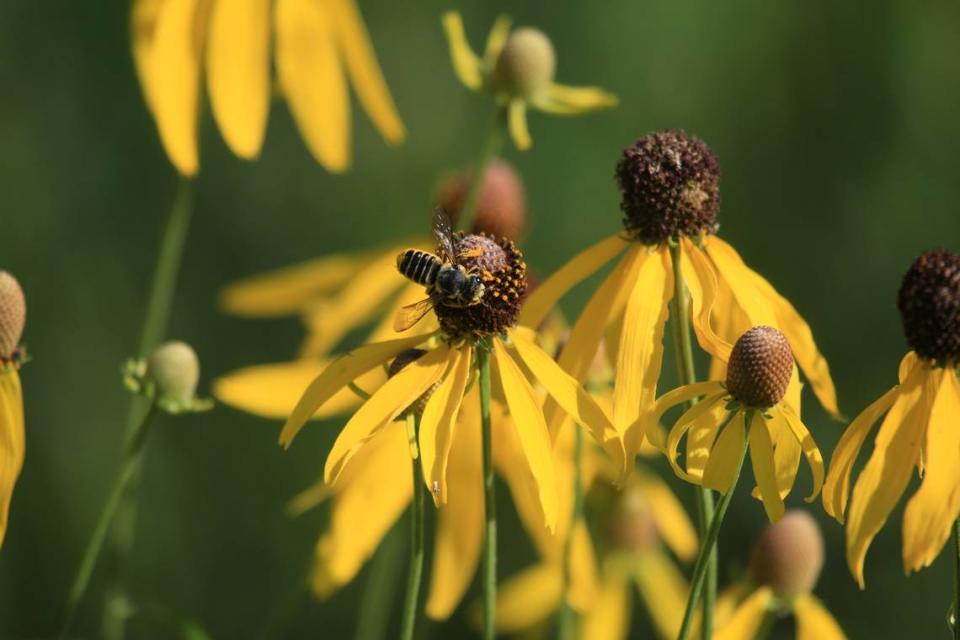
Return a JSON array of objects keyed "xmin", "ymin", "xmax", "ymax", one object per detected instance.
[{"xmin": 397, "ymin": 249, "xmax": 442, "ymax": 286}]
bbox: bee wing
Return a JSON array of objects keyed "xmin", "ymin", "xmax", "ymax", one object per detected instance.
[
  {"xmin": 393, "ymin": 298, "xmax": 435, "ymax": 332},
  {"xmin": 432, "ymin": 207, "xmax": 457, "ymax": 262}
]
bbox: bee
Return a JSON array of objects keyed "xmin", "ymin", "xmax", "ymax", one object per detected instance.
[{"xmin": 394, "ymin": 208, "xmax": 486, "ymax": 331}]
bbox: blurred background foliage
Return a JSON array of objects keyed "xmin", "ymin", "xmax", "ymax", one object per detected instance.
[{"xmin": 2, "ymin": 0, "xmax": 960, "ymax": 638}]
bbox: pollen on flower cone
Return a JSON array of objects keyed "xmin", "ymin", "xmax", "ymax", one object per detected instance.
[
  {"xmin": 0, "ymin": 271, "xmax": 26, "ymax": 359},
  {"xmin": 147, "ymin": 341, "xmax": 200, "ymax": 405},
  {"xmin": 437, "ymin": 159, "xmax": 527, "ymax": 241},
  {"xmin": 750, "ymin": 510, "xmax": 824, "ymax": 598},
  {"xmin": 726, "ymin": 326, "xmax": 794, "ymax": 408}
]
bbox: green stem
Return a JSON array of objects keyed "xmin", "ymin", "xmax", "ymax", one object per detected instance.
[
  {"xmin": 400, "ymin": 414, "xmax": 425, "ymax": 640},
  {"xmin": 557, "ymin": 424, "xmax": 584, "ymax": 640},
  {"xmin": 354, "ymin": 524, "xmax": 405, "ymax": 640},
  {"xmin": 60, "ymin": 405, "xmax": 159, "ymax": 638},
  {"xmin": 668, "ymin": 242, "xmax": 717, "ymax": 640},
  {"xmin": 455, "ymin": 107, "xmax": 506, "ymax": 233},
  {"xmin": 953, "ymin": 518, "xmax": 960, "ymax": 639},
  {"xmin": 675, "ymin": 418, "xmax": 750, "ymax": 640},
  {"xmin": 477, "ymin": 342, "xmax": 497, "ymax": 640},
  {"xmin": 754, "ymin": 605, "xmax": 778, "ymax": 640}
]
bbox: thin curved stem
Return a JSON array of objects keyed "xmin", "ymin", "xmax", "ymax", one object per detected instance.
[
  {"xmin": 668, "ymin": 242, "xmax": 717, "ymax": 640},
  {"xmin": 400, "ymin": 413, "xmax": 425, "ymax": 640},
  {"xmin": 557, "ymin": 424, "xmax": 584, "ymax": 640},
  {"xmin": 477, "ymin": 342, "xmax": 497, "ymax": 640},
  {"xmin": 454, "ymin": 107, "xmax": 506, "ymax": 233},
  {"xmin": 676, "ymin": 419, "xmax": 750, "ymax": 640}
]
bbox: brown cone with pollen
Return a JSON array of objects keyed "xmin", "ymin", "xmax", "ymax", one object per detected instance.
[
  {"xmin": 750, "ymin": 510, "xmax": 824, "ymax": 599},
  {"xmin": 437, "ymin": 159, "xmax": 527, "ymax": 240},
  {"xmin": 0, "ymin": 272, "xmax": 26, "ymax": 362},
  {"xmin": 726, "ymin": 326, "xmax": 794, "ymax": 408},
  {"xmin": 897, "ymin": 248, "xmax": 960, "ymax": 364},
  {"xmin": 389, "ymin": 349, "xmax": 441, "ymax": 416}
]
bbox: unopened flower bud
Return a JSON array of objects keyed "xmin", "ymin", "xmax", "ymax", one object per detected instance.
[
  {"xmin": 147, "ymin": 341, "xmax": 200, "ymax": 406},
  {"xmin": 750, "ymin": 510, "xmax": 824, "ymax": 598},
  {"xmin": 0, "ymin": 271, "xmax": 25, "ymax": 361},
  {"xmin": 437, "ymin": 159, "xmax": 527, "ymax": 240},
  {"xmin": 726, "ymin": 326, "xmax": 794, "ymax": 408},
  {"xmin": 898, "ymin": 248, "xmax": 960, "ymax": 364},
  {"xmin": 608, "ymin": 485, "xmax": 660, "ymax": 552},
  {"xmin": 389, "ymin": 349, "xmax": 440, "ymax": 416},
  {"xmin": 491, "ymin": 28, "xmax": 556, "ymax": 100}
]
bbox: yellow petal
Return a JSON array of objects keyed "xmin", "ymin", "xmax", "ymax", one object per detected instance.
[
  {"xmin": 615, "ymin": 248, "xmax": 672, "ymax": 459},
  {"xmin": 651, "ymin": 381, "xmax": 726, "ymax": 431},
  {"xmin": 311, "ymin": 421, "xmax": 410, "ymax": 598},
  {"xmin": 702, "ymin": 411, "xmax": 747, "ymax": 494},
  {"xmin": 635, "ymin": 470, "xmax": 698, "ymax": 561},
  {"xmin": 845, "ymin": 361, "xmax": 930, "ymax": 587},
  {"xmin": 131, "ymin": 0, "xmax": 163, "ymax": 115},
  {"xmin": 0, "ymin": 371, "xmax": 24, "ymax": 546},
  {"xmin": 493, "ymin": 339, "xmax": 559, "ymax": 531},
  {"xmin": 419, "ymin": 347, "xmax": 471, "ymax": 504},
  {"xmin": 665, "ymin": 393, "xmax": 727, "ymax": 483},
  {"xmin": 426, "ymin": 397, "xmax": 485, "ymax": 619},
  {"xmin": 685, "ymin": 393, "xmax": 729, "ymax": 483},
  {"xmin": 531, "ymin": 82, "xmax": 618, "ymax": 115},
  {"xmin": 148, "ymin": 0, "xmax": 205, "ymax": 175},
  {"xmin": 822, "ymin": 385, "xmax": 899, "ymax": 522},
  {"xmin": 508, "ymin": 99, "xmax": 532, "ymax": 150},
  {"xmin": 519, "ymin": 234, "xmax": 627, "ymax": 329},
  {"xmin": 794, "ymin": 593, "xmax": 847, "ymax": 640},
  {"xmin": 509, "ymin": 331, "xmax": 625, "ymax": 478},
  {"xmin": 779, "ymin": 404, "xmax": 825, "ymax": 502},
  {"xmin": 750, "ymin": 413, "xmax": 785, "ymax": 522},
  {"xmin": 324, "ymin": 345, "xmax": 449, "ymax": 483},
  {"xmin": 902, "ymin": 368, "xmax": 960, "ymax": 572},
  {"xmin": 633, "ymin": 550, "xmax": 690, "ymax": 639},
  {"xmin": 441, "ymin": 11, "xmax": 482, "ymax": 90},
  {"xmin": 767, "ymin": 409, "xmax": 802, "ymax": 500},
  {"xmin": 483, "ymin": 15, "xmax": 512, "ymax": 66},
  {"xmin": 681, "ymin": 240, "xmax": 733, "ymax": 361},
  {"xmin": 279, "ymin": 333, "xmax": 431, "ymax": 447},
  {"xmin": 275, "ymin": 0, "xmax": 351, "ymax": 172},
  {"xmin": 328, "ymin": 0, "xmax": 406, "ymax": 144},
  {"xmin": 580, "ymin": 569, "xmax": 629, "ymax": 640},
  {"xmin": 494, "ymin": 564, "xmax": 562, "ymax": 632},
  {"xmin": 714, "ymin": 587, "xmax": 774, "ymax": 640},
  {"xmin": 704, "ymin": 236, "xmax": 777, "ymax": 326},
  {"xmin": 206, "ymin": 0, "xmax": 271, "ymax": 158}
]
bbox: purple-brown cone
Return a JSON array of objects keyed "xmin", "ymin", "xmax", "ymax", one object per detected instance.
[{"xmin": 898, "ymin": 249, "xmax": 960, "ymax": 364}]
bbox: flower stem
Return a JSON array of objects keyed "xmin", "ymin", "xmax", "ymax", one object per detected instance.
[
  {"xmin": 354, "ymin": 525, "xmax": 405, "ymax": 640},
  {"xmin": 675, "ymin": 416, "xmax": 751, "ymax": 640},
  {"xmin": 400, "ymin": 413, "xmax": 425, "ymax": 640},
  {"xmin": 668, "ymin": 242, "xmax": 717, "ymax": 640},
  {"xmin": 953, "ymin": 518, "xmax": 960, "ymax": 639},
  {"xmin": 60, "ymin": 404, "xmax": 159, "ymax": 638},
  {"xmin": 557, "ymin": 424, "xmax": 584, "ymax": 640},
  {"xmin": 477, "ymin": 341, "xmax": 497, "ymax": 640},
  {"xmin": 454, "ymin": 107, "xmax": 506, "ymax": 233}
]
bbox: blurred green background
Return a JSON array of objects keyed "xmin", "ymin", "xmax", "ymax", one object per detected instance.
[{"xmin": 2, "ymin": 0, "xmax": 960, "ymax": 638}]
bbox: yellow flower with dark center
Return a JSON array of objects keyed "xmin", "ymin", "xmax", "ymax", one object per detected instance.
[
  {"xmin": 654, "ymin": 327, "xmax": 825, "ymax": 522},
  {"xmin": 715, "ymin": 510, "xmax": 845, "ymax": 640},
  {"xmin": 442, "ymin": 11, "xmax": 617, "ymax": 150},
  {"xmin": 0, "ymin": 272, "xmax": 26, "ymax": 547},
  {"xmin": 521, "ymin": 130, "xmax": 840, "ymax": 467},
  {"xmin": 824, "ymin": 249, "xmax": 960, "ymax": 586},
  {"xmin": 132, "ymin": 0, "xmax": 405, "ymax": 175}
]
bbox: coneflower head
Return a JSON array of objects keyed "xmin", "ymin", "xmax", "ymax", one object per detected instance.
[{"xmin": 898, "ymin": 248, "xmax": 960, "ymax": 364}]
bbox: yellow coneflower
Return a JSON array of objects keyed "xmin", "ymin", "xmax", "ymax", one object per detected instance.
[
  {"xmin": 0, "ymin": 272, "xmax": 26, "ymax": 548},
  {"xmin": 521, "ymin": 130, "xmax": 840, "ymax": 467},
  {"xmin": 442, "ymin": 11, "xmax": 617, "ymax": 151},
  {"xmin": 716, "ymin": 510, "xmax": 845, "ymax": 640},
  {"xmin": 824, "ymin": 249, "xmax": 960, "ymax": 587},
  {"xmin": 132, "ymin": 0, "xmax": 405, "ymax": 175}
]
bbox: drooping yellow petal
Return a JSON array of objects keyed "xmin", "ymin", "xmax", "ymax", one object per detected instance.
[
  {"xmin": 324, "ymin": 345, "xmax": 449, "ymax": 483},
  {"xmin": 902, "ymin": 369, "xmax": 960, "ymax": 573},
  {"xmin": 419, "ymin": 346, "xmax": 471, "ymax": 504},
  {"xmin": 148, "ymin": 0, "xmax": 205, "ymax": 175},
  {"xmin": 615, "ymin": 248, "xmax": 672, "ymax": 459},
  {"xmin": 580, "ymin": 568, "xmax": 629, "ymax": 640},
  {"xmin": 634, "ymin": 470, "xmax": 698, "ymax": 561},
  {"xmin": 685, "ymin": 393, "xmax": 729, "ymax": 482},
  {"xmin": 482, "ymin": 15, "xmax": 512, "ymax": 66},
  {"xmin": 845, "ymin": 360, "xmax": 930, "ymax": 587},
  {"xmin": 779, "ymin": 404, "xmax": 825, "ymax": 502},
  {"xmin": 328, "ymin": 0, "xmax": 405, "ymax": 144},
  {"xmin": 633, "ymin": 550, "xmax": 690, "ymax": 639},
  {"xmin": 279, "ymin": 333, "xmax": 431, "ymax": 447},
  {"xmin": 214, "ymin": 358, "xmax": 382, "ymax": 420},
  {"xmin": 206, "ymin": 0, "xmax": 271, "ymax": 159},
  {"xmin": 651, "ymin": 381, "xmax": 726, "ymax": 434},
  {"xmin": 494, "ymin": 564, "xmax": 562, "ymax": 632},
  {"xmin": 508, "ymin": 99, "xmax": 532, "ymax": 150},
  {"xmin": 426, "ymin": 395, "xmax": 484, "ymax": 619},
  {"xmin": 531, "ymin": 82, "xmax": 619, "ymax": 115},
  {"xmin": 131, "ymin": 0, "xmax": 163, "ymax": 115},
  {"xmin": 509, "ymin": 330, "xmax": 625, "ymax": 478},
  {"xmin": 822, "ymin": 385, "xmax": 899, "ymax": 522},
  {"xmin": 714, "ymin": 587, "xmax": 774, "ymax": 640},
  {"xmin": 704, "ymin": 236, "xmax": 777, "ymax": 326},
  {"xmin": 441, "ymin": 11, "xmax": 483, "ymax": 90},
  {"xmin": 0, "ymin": 371, "xmax": 24, "ymax": 546},
  {"xmin": 750, "ymin": 413, "xmax": 785, "ymax": 522},
  {"xmin": 519, "ymin": 234, "xmax": 627, "ymax": 329},
  {"xmin": 665, "ymin": 393, "xmax": 727, "ymax": 483},
  {"xmin": 794, "ymin": 592, "xmax": 847, "ymax": 640},
  {"xmin": 681, "ymin": 240, "xmax": 733, "ymax": 361},
  {"xmin": 766, "ymin": 409, "xmax": 802, "ymax": 500},
  {"xmin": 275, "ymin": 0, "xmax": 351, "ymax": 172},
  {"xmin": 493, "ymin": 339, "xmax": 559, "ymax": 531},
  {"xmin": 702, "ymin": 411, "xmax": 747, "ymax": 494},
  {"xmin": 311, "ymin": 421, "xmax": 410, "ymax": 598}
]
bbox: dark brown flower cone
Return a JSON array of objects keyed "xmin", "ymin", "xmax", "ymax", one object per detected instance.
[
  {"xmin": 726, "ymin": 326, "xmax": 794, "ymax": 408},
  {"xmin": 898, "ymin": 248, "xmax": 960, "ymax": 364}
]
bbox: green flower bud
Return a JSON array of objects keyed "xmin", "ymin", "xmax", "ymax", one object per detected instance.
[
  {"xmin": 147, "ymin": 341, "xmax": 200, "ymax": 407},
  {"xmin": 0, "ymin": 271, "xmax": 25, "ymax": 361},
  {"xmin": 491, "ymin": 28, "xmax": 556, "ymax": 100}
]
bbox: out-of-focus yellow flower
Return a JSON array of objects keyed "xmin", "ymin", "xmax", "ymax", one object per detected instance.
[
  {"xmin": 715, "ymin": 511, "xmax": 845, "ymax": 640},
  {"xmin": 442, "ymin": 11, "xmax": 617, "ymax": 150},
  {"xmin": 521, "ymin": 130, "xmax": 840, "ymax": 469},
  {"xmin": 0, "ymin": 271, "xmax": 26, "ymax": 547},
  {"xmin": 824, "ymin": 249, "xmax": 960, "ymax": 586},
  {"xmin": 132, "ymin": 0, "xmax": 405, "ymax": 175}
]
